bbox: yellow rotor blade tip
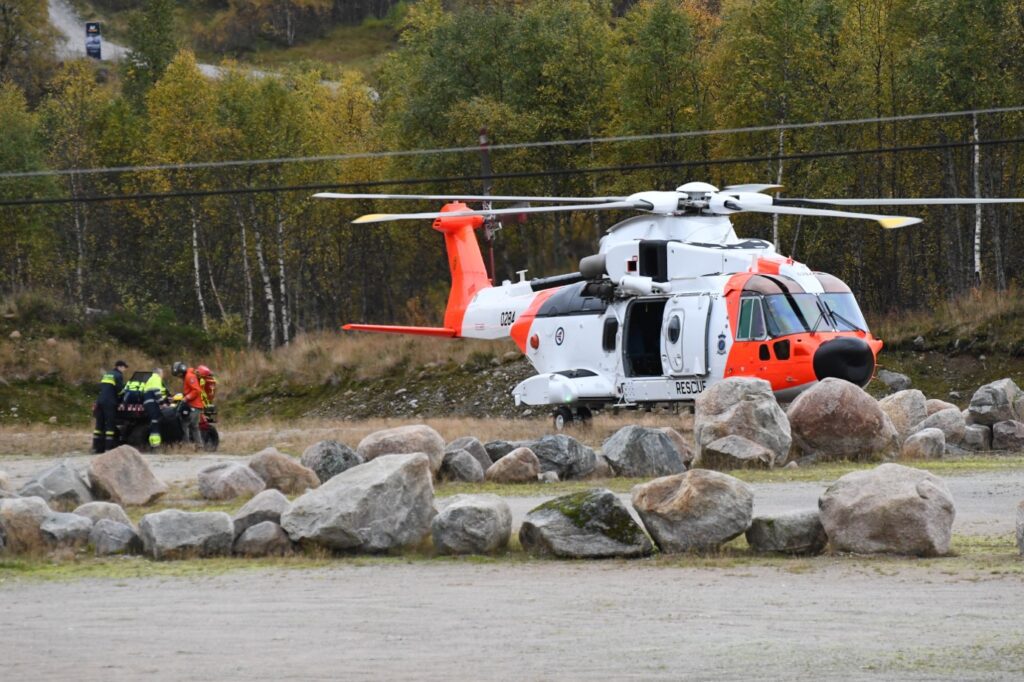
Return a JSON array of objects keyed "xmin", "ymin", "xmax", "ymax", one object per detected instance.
[
  {"xmin": 353, "ymin": 213, "xmax": 389, "ymax": 224},
  {"xmin": 878, "ymin": 216, "xmax": 921, "ymax": 229}
]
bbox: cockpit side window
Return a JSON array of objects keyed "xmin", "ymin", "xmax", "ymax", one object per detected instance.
[{"xmin": 736, "ymin": 297, "xmax": 767, "ymax": 341}]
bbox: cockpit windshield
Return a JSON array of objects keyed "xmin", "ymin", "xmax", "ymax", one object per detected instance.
[
  {"xmin": 758, "ymin": 293, "xmax": 870, "ymax": 336},
  {"xmin": 820, "ymin": 293, "xmax": 869, "ymax": 332}
]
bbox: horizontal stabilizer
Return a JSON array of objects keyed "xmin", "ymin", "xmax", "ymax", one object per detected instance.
[{"xmin": 342, "ymin": 323, "xmax": 457, "ymax": 338}]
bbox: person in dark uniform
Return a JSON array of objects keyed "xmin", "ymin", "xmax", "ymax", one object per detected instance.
[{"xmin": 93, "ymin": 360, "xmax": 128, "ymax": 453}]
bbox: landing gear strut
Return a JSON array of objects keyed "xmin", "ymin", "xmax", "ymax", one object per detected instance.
[{"xmin": 552, "ymin": 405, "xmax": 594, "ymax": 431}]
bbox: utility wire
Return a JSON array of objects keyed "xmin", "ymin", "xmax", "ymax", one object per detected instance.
[
  {"xmin": 2, "ymin": 135, "xmax": 1022, "ymax": 207},
  {"xmin": 1, "ymin": 105, "xmax": 1023, "ymax": 180}
]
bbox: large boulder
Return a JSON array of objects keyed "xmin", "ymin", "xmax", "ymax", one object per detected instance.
[
  {"xmin": 233, "ymin": 521, "xmax": 293, "ymax": 557},
  {"xmin": 877, "ymin": 369, "xmax": 912, "ymax": 392},
  {"xmin": 438, "ymin": 449, "xmax": 484, "ymax": 483},
  {"xmin": 878, "ymin": 390, "xmax": 928, "ymax": 443},
  {"xmin": 198, "ymin": 462, "xmax": 266, "ymax": 501},
  {"xmin": 745, "ymin": 509, "xmax": 827, "ymax": 555},
  {"xmin": 659, "ymin": 428, "xmax": 696, "ymax": 468},
  {"xmin": 484, "ymin": 447, "xmax": 540, "ymax": 483},
  {"xmin": 73, "ymin": 501, "xmax": 132, "ymax": 527},
  {"xmin": 788, "ymin": 378, "xmax": 899, "ymax": 461},
  {"xmin": 524, "ymin": 434, "xmax": 596, "ymax": 480},
  {"xmin": 40, "ymin": 512, "xmax": 93, "ymax": 549},
  {"xmin": 300, "ymin": 440, "xmax": 363, "ymax": 484},
  {"xmin": 519, "ymin": 488, "xmax": 653, "ymax": 559},
  {"xmin": 601, "ymin": 426, "xmax": 686, "ymax": 478},
  {"xmin": 962, "ymin": 424, "xmax": 992, "ymax": 452},
  {"xmin": 233, "ymin": 488, "xmax": 291, "ymax": 538},
  {"xmin": 900, "ymin": 428, "xmax": 945, "ymax": 460},
  {"xmin": 967, "ymin": 378, "xmax": 1022, "ymax": 425},
  {"xmin": 357, "ymin": 425, "xmax": 446, "ymax": 474},
  {"xmin": 696, "ymin": 435, "xmax": 774, "ymax": 470},
  {"xmin": 910, "ymin": 408, "xmax": 966, "ymax": 446},
  {"xmin": 248, "ymin": 448, "xmax": 319, "ymax": 495},
  {"xmin": 694, "ymin": 377, "xmax": 791, "ymax": 466},
  {"xmin": 138, "ymin": 510, "xmax": 234, "ymax": 560},
  {"xmin": 88, "ymin": 445, "xmax": 168, "ymax": 506},
  {"xmin": 631, "ymin": 470, "xmax": 753, "ymax": 553},
  {"xmin": 818, "ymin": 463, "xmax": 955, "ymax": 556},
  {"xmin": 446, "ymin": 436, "xmax": 492, "ymax": 473},
  {"xmin": 991, "ymin": 420, "xmax": 1024, "ymax": 451},
  {"xmin": 483, "ymin": 440, "xmax": 517, "ymax": 464},
  {"xmin": 0, "ymin": 496, "xmax": 52, "ymax": 553},
  {"xmin": 90, "ymin": 519, "xmax": 141, "ymax": 556},
  {"xmin": 431, "ymin": 494, "xmax": 512, "ymax": 555},
  {"xmin": 18, "ymin": 460, "xmax": 93, "ymax": 511},
  {"xmin": 280, "ymin": 453, "xmax": 435, "ymax": 552}
]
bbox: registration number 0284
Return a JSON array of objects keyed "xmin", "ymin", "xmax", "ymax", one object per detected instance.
[{"xmin": 499, "ymin": 311, "xmax": 517, "ymax": 326}]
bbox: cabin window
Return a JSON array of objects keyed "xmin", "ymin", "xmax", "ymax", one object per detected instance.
[
  {"xmin": 737, "ymin": 298, "xmax": 767, "ymax": 341},
  {"xmin": 602, "ymin": 317, "xmax": 618, "ymax": 352},
  {"xmin": 667, "ymin": 314, "xmax": 681, "ymax": 344}
]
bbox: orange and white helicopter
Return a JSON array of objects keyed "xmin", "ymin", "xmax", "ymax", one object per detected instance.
[{"xmin": 317, "ymin": 183, "xmax": 1024, "ymax": 428}]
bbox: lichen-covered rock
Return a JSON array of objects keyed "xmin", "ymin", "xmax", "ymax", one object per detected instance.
[
  {"xmin": 877, "ymin": 369, "xmax": 912, "ymax": 392},
  {"xmin": 431, "ymin": 494, "xmax": 512, "ymax": 555},
  {"xmin": 818, "ymin": 463, "xmax": 955, "ymax": 556},
  {"xmin": 483, "ymin": 440, "xmax": 517, "ymax": 463},
  {"xmin": 138, "ymin": 509, "xmax": 234, "ymax": 560},
  {"xmin": 967, "ymin": 378, "xmax": 1022, "ymax": 425},
  {"xmin": 601, "ymin": 425, "xmax": 686, "ymax": 477},
  {"xmin": 40, "ymin": 512, "xmax": 93, "ymax": 549},
  {"xmin": 788, "ymin": 378, "xmax": 899, "ymax": 460},
  {"xmin": 991, "ymin": 420, "xmax": 1024, "ymax": 451},
  {"xmin": 745, "ymin": 509, "xmax": 827, "ymax": 555},
  {"xmin": 88, "ymin": 445, "xmax": 168, "ymax": 506},
  {"xmin": 232, "ymin": 488, "xmax": 291, "ymax": 538},
  {"xmin": 962, "ymin": 424, "xmax": 992, "ymax": 452},
  {"xmin": 18, "ymin": 460, "xmax": 93, "ymax": 511},
  {"xmin": 446, "ymin": 436, "xmax": 492, "ymax": 473},
  {"xmin": 90, "ymin": 519, "xmax": 141, "ymax": 556},
  {"xmin": 0, "ymin": 496, "xmax": 52, "ymax": 553},
  {"xmin": 484, "ymin": 447, "xmax": 541, "ymax": 483},
  {"xmin": 197, "ymin": 462, "xmax": 266, "ymax": 501},
  {"xmin": 632, "ymin": 470, "xmax": 753, "ymax": 553},
  {"xmin": 659, "ymin": 428, "xmax": 696, "ymax": 467},
  {"xmin": 300, "ymin": 440, "xmax": 363, "ymax": 484},
  {"xmin": 248, "ymin": 448, "xmax": 319, "ymax": 495},
  {"xmin": 878, "ymin": 390, "xmax": 928, "ymax": 443},
  {"xmin": 438, "ymin": 449, "xmax": 484, "ymax": 483},
  {"xmin": 357, "ymin": 425, "xmax": 446, "ymax": 474},
  {"xmin": 696, "ymin": 435, "xmax": 774, "ymax": 470},
  {"xmin": 523, "ymin": 434, "xmax": 596, "ymax": 480},
  {"xmin": 519, "ymin": 488, "xmax": 652, "ymax": 559},
  {"xmin": 910, "ymin": 408, "xmax": 966, "ymax": 446},
  {"xmin": 695, "ymin": 377, "xmax": 791, "ymax": 466},
  {"xmin": 281, "ymin": 454, "xmax": 435, "ymax": 552},
  {"xmin": 73, "ymin": 501, "xmax": 132, "ymax": 527},
  {"xmin": 901, "ymin": 428, "xmax": 945, "ymax": 460},
  {"xmin": 233, "ymin": 521, "xmax": 293, "ymax": 557}
]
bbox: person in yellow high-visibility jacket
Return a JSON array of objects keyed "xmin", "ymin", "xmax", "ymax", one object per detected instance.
[{"xmin": 142, "ymin": 368, "xmax": 167, "ymax": 448}]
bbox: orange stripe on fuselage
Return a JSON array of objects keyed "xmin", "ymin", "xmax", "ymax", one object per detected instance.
[{"xmin": 510, "ymin": 288, "xmax": 560, "ymax": 352}]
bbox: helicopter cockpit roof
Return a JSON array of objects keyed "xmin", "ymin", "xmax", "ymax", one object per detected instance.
[{"xmin": 741, "ymin": 274, "xmax": 806, "ymax": 295}]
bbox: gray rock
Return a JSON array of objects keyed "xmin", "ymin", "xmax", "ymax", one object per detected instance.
[
  {"xmin": 586, "ymin": 455, "xmax": 614, "ymax": 479},
  {"xmin": 877, "ymin": 369, "xmax": 912, "ymax": 392},
  {"xmin": 248, "ymin": 448, "xmax": 319, "ymax": 495},
  {"xmin": 910, "ymin": 408, "xmax": 966, "ymax": 445},
  {"xmin": 485, "ymin": 447, "xmax": 541, "ymax": 483},
  {"xmin": 431, "ymin": 494, "xmax": 512, "ymax": 555},
  {"xmin": 446, "ymin": 436, "xmax": 492, "ymax": 473},
  {"xmin": 73, "ymin": 501, "xmax": 132, "ymax": 527},
  {"xmin": 967, "ymin": 378, "xmax": 1022, "ymax": 425},
  {"xmin": 745, "ymin": 509, "xmax": 827, "ymax": 555},
  {"xmin": 818, "ymin": 463, "xmax": 955, "ymax": 556},
  {"xmin": 697, "ymin": 435, "xmax": 774, "ymax": 470},
  {"xmin": 357, "ymin": 424, "xmax": 446, "ymax": 474},
  {"xmin": 198, "ymin": 462, "xmax": 266, "ymax": 501},
  {"xmin": 0, "ymin": 470, "xmax": 11, "ymax": 493},
  {"xmin": 18, "ymin": 460, "xmax": 93, "ymax": 511},
  {"xmin": 233, "ymin": 521, "xmax": 293, "ymax": 557},
  {"xmin": 0, "ymin": 496, "xmax": 52, "ymax": 553},
  {"xmin": 90, "ymin": 519, "xmax": 141, "ymax": 556},
  {"xmin": 88, "ymin": 445, "xmax": 168, "ymax": 506},
  {"xmin": 632, "ymin": 470, "xmax": 753, "ymax": 553},
  {"xmin": 601, "ymin": 425, "xmax": 686, "ymax": 477},
  {"xmin": 233, "ymin": 489, "xmax": 291, "ymax": 538},
  {"xmin": 991, "ymin": 420, "xmax": 1024, "ymax": 451},
  {"xmin": 300, "ymin": 440, "xmax": 363, "ymax": 484},
  {"xmin": 40, "ymin": 512, "xmax": 93, "ymax": 549},
  {"xmin": 878, "ymin": 390, "xmax": 928, "ymax": 443},
  {"xmin": 484, "ymin": 440, "xmax": 517, "ymax": 463},
  {"xmin": 524, "ymin": 434, "xmax": 596, "ymax": 480},
  {"xmin": 138, "ymin": 509, "xmax": 234, "ymax": 560},
  {"xmin": 538, "ymin": 471, "xmax": 560, "ymax": 483},
  {"xmin": 788, "ymin": 378, "xmax": 899, "ymax": 460},
  {"xmin": 900, "ymin": 428, "xmax": 945, "ymax": 460},
  {"xmin": 926, "ymin": 398, "xmax": 959, "ymax": 416},
  {"xmin": 438, "ymin": 449, "xmax": 485, "ymax": 483},
  {"xmin": 962, "ymin": 424, "xmax": 992, "ymax": 451},
  {"xmin": 519, "ymin": 488, "xmax": 653, "ymax": 559},
  {"xmin": 1017, "ymin": 501, "xmax": 1024, "ymax": 556},
  {"xmin": 659, "ymin": 428, "xmax": 696, "ymax": 468},
  {"xmin": 695, "ymin": 377, "xmax": 791, "ymax": 466},
  {"xmin": 281, "ymin": 453, "xmax": 435, "ymax": 552}
]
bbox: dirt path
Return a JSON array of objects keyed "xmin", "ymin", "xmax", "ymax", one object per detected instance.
[{"xmin": 2, "ymin": 562, "xmax": 1022, "ymax": 681}]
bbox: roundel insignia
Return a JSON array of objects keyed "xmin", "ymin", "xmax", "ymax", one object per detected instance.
[
  {"xmin": 555, "ymin": 327, "xmax": 565, "ymax": 345},
  {"xmin": 717, "ymin": 332, "xmax": 727, "ymax": 354}
]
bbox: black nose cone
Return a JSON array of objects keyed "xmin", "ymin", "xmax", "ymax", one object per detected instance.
[{"xmin": 813, "ymin": 337, "xmax": 875, "ymax": 387}]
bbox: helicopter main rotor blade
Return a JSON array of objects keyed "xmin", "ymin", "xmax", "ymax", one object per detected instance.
[
  {"xmin": 352, "ymin": 200, "xmax": 646, "ymax": 224},
  {"xmin": 721, "ymin": 184, "xmax": 783, "ymax": 193},
  {"xmin": 315, "ymin": 192, "xmax": 627, "ymax": 203},
  {"xmin": 784, "ymin": 197, "xmax": 1024, "ymax": 207},
  {"xmin": 729, "ymin": 200, "xmax": 921, "ymax": 229}
]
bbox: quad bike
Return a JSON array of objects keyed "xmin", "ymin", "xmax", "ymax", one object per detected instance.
[{"xmin": 108, "ymin": 396, "xmax": 220, "ymax": 452}]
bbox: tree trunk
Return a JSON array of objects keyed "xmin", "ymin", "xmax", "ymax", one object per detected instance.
[
  {"xmin": 275, "ymin": 197, "xmax": 291, "ymax": 345},
  {"xmin": 234, "ymin": 201, "xmax": 255, "ymax": 346},
  {"xmin": 251, "ymin": 200, "xmax": 277, "ymax": 350},
  {"xmin": 773, "ymin": 128, "xmax": 784, "ymax": 252},
  {"xmin": 188, "ymin": 201, "xmax": 209, "ymax": 331},
  {"xmin": 972, "ymin": 114, "xmax": 982, "ymax": 287},
  {"xmin": 71, "ymin": 173, "xmax": 86, "ymax": 311}
]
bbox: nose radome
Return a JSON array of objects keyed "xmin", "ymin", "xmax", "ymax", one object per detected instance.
[{"xmin": 812, "ymin": 337, "xmax": 875, "ymax": 387}]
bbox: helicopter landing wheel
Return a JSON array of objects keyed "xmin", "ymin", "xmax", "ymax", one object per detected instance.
[
  {"xmin": 575, "ymin": 406, "xmax": 593, "ymax": 426},
  {"xmin": 552, "ymin": 406, "xmax": 574, "ymax": 431}
]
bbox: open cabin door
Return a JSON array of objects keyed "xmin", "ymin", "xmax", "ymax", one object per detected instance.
[{"xmin": 661, "ymin": 293, "xmax": 711, "ymax": 376}]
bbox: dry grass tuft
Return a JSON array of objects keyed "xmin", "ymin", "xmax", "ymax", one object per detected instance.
[{"xmin": 873, "ymin": 284, "xmax": 1024, "ymax": 347}]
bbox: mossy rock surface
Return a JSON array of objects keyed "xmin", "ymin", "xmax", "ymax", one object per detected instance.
[{"xmin": 520, "ymin": 488, "xmax": 653, "ymax": 559}]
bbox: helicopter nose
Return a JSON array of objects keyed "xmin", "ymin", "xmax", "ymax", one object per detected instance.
[{"xmin": 812, "ymin": 337, "xmax": 875, "ymax": 387}]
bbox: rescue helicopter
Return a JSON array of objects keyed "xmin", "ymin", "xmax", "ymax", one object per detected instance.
[{"xmin": 316, "ymin": 183, "xmax": 1024, "ymax": 429}]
